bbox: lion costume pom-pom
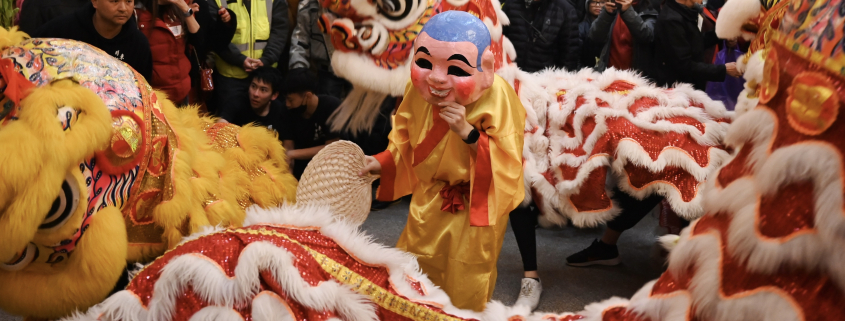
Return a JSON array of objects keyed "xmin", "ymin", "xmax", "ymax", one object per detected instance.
[{"xmin": 0, "ymin": 28, "xmax": 297, "ymax": 319}]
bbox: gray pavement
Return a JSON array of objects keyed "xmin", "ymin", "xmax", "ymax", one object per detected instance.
[{"xmin": 0, "ymin": 198, "xmax": 665, "ymax": 319}]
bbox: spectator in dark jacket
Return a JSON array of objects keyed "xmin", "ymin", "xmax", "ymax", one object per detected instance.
[
  {"xmin": 33, "ymin": 0, "xmax": 153, "ymax": 81},
  {"xmin": 288, "ymin": 0, "xmax": 351, "ymax": 99},
  {"xmin": 589, "ymin": 0, "xmax": 657, "ymax": 77},
  {"xmin": 502, "ymin": 0, "xmax": 582, "ymax": 72},
  {"xmin": 654, "ymin": 0, "xmax": 740, "ymax": 89},
  {"xmin": 579, "ymin": 0, "xmax": 606, "ymax": 68},
  {"xmin": 18, "ymin": 0, "xmax": 88, "ymax": 35}
]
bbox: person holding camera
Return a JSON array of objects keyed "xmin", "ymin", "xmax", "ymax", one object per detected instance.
[{"xmin": 588, "ymin": 0, "xmax": 658, "ymax": 78}]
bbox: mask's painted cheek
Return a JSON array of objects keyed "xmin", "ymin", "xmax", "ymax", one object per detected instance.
[
  {"xmin": 410, "ymin": 66, "xmax": 424, "ymax": 84},
  {"xmin": 453, "ymin": 77, "xmax": 478, "ymax": 103},
  {"xmin": 411, "ymin": 67, "xmax": 432, "ymax": 98}
]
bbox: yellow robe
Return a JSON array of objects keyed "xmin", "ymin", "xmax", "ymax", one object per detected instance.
[{"xmin": 374, "ymin": 75, "xmax": 525, "ymax": 311}]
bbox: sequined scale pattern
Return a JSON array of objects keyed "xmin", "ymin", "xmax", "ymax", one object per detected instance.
[{"xmin": 516, "ymin": 68, "xmax": 733, "ymax": 227}]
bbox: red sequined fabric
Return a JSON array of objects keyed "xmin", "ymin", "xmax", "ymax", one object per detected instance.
[
  {"xmin": 524, "ymin": 70, "xmax": 733, "ymax": 225},
  {"xmin": 125, "ymin": 225, "xmax": 472, "ymax": 321}
]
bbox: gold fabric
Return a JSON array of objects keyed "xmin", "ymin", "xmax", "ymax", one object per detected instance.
[{"xmin": 382, "ymin": 75, "xmax": 525, "ymax": 311}]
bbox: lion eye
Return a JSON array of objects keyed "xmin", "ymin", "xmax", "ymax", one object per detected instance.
[
  {"xmin": 0, "ymin": 243, "xmax": 37, "ymax": 272},
  {"xmin": 39, "ymin": 174, "xmax": 80, "ymax": 231}
]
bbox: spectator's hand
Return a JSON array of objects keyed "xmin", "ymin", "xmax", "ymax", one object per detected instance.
[
  {"xmin": 726, "ymin": 62, "xmax": 742, "ymax": 78},
  {"xmin": 218, "ymin": 8, "xmax": 231, "ymax": 23},
  {"xmin": 438, "ymin": 102, "xmax": 474, "ymax": 140},
  {"xmin": 359, "ymin": 156, "xmax": 382, "ymax": 176},
  {"xmin": 190, "ymin": 2, "xmax": 200, "ymax": 13},
  {"xmin": 605, "ymin": 1, "xmax": 617, "ymax": 13},
  {"xmin": 243, "ymin": 58, "xmax": 262, "ymax": 72},
  {"xmin": 617, "ymin": 0, "xmax": 632, "ymax": 12}
]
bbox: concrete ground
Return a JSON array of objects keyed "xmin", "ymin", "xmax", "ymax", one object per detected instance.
[{"xmin": 0, "ymin": 198, "xmax": 666, "ymax": 320}]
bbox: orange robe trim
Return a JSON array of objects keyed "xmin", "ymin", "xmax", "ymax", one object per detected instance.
[
  {"xmin": 375, "ymin": 109, "xmax": 497, "ymax": 227},
  {"xmin": 374, "ymin": 150, "xmax": 396, "ymax": 202}
]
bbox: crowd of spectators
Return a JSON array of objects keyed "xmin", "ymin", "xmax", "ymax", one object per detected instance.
[{"xmin": 13, "ymin": 0, "xmax": 741, "ymax": 176}]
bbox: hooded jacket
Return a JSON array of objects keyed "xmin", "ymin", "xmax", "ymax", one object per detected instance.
[
  {"xmin": 502, "ymin": 0, "xmax": 582, "ymax": 72},
  {"xmin": 578, "ymin": 0, "xmax": 605, "ymax": 68},
  {"xmin": 33, "ymin": 2, "xmax": 153, "ymax": 81}
]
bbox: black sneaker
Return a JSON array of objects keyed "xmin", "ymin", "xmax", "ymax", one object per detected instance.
[
  {"xmin": 370, "ymin": 199, "xmax": 400, "ymax": 211},
  {"xmin": 566, "ymin": 239, "xmax": 621, "ymax": 267}
]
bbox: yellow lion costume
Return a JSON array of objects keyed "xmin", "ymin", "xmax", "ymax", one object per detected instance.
[{"xmin": 0, "ymin": 27, "xmax": 297, "ymax": 319}]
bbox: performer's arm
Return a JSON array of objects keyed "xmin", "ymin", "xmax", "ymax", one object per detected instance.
[
  {"xmin": 360, "ymin": 96, "xmax": 416, "ymax": 201},
  {"xmin": 464, "ymin": 86, "xmax": 526, "ymax": 227}
]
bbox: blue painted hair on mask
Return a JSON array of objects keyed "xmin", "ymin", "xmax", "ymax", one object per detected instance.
[{"xmin": 419, "ymin": 11, "xmax": 491, "ymax": 72}]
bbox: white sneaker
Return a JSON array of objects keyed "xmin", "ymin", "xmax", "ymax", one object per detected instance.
[{"xmin": 513, "ymin": 278, "xmax": 542, "ymax": 311}]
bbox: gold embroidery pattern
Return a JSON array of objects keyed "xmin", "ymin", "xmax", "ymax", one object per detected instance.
[
  {"xmin": 772, "ymin": 30, "xmax": 845, "ymax": 77},
  {"xmin": 785, "ymin": 72, "xmax": 839, "ymax": 135}
]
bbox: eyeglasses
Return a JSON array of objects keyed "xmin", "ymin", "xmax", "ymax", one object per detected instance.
[{"xmin": 589, "ymin": 1, "xmax": 605, "ymax": 5}]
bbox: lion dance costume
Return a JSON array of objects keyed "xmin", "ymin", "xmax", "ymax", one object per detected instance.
[
  {"xmin": 3, "ymin": 0, "xmax": 845, "ymax": 315},
  {"xmin": 0, "ymin": 29, "xmax": 297, "ymax": 319}
]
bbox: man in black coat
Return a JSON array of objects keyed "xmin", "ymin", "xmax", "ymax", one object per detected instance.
[
  {"xmin": 502, "ymin": 0, "xmax": 582, "ymax": 72},
  {"xmin": 654, "ymin": 0, "xmax": 740, "ymax": 89},
  {"xmin": 32, "ymin": 0, "xmax": 153, "ymax": 81},
  {"xmin": 18, "ymin": 0, "xmax": 89, "ymax": 35}
]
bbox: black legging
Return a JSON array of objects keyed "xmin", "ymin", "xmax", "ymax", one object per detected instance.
[{"xmin": 510, "ymin": 189, "xmax": 664, "ymax": 271}]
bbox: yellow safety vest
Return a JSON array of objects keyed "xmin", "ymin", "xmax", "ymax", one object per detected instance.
[{"xmin": 215, "ymin": 0, "xmax": 277, "ymax": 79}]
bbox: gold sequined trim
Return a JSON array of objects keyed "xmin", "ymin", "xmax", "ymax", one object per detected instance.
[{"xmin": 239, "ymin": 228, "xmax": 465, "ymax": 321}]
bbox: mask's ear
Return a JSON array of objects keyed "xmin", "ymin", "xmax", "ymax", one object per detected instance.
[{"xmin": 480, "ymin": 48, "xmax": 496, "ymax": 89}]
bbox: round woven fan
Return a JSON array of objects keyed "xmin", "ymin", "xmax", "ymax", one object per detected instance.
[{"xmin": 296, "ymin": 140, "xmax": 379, "ymax": 225}]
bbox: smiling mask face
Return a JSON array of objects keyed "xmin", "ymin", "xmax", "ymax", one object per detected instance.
[{"xmin": 409, "ymin": 11, "xmax": 495, "ymax": 106}]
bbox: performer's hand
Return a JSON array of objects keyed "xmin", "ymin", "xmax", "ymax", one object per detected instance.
[
  {"xmin": 359, "ymin": 156, "xmax": 382, "ymax": 176},
  {"xmin": 218, "ymin": 8, "xmax": 231, "ymax": 23},
  {"xmin": 438, "ymin": 102, "xmax": 474, "ymax": 140}
]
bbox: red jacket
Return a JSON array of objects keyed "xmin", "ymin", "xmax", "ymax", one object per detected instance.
[{"xmin": 137, "ymin": 8, "xmax": 191, "ymax": 102}]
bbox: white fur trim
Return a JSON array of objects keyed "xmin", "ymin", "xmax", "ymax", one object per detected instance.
[
  {"xmin": 242, "ymin": 205, "xmax": 485, "ymax": 320},
  {"xmin": 66, "ymin": 239, "xmax": 378, "ymax": 321},
  {"xmin": 252, "ymin": 292, "xmax": 296, "ymax": 321},
  {"xmin": 715, "ymin": 0, "xmax": 762, "ymax": 40},
  {"xmin": 187, "ymin": 306, "xmax": 245, "ymax": 321},
  {"xmin": 331, "ymin": 52, "xmax": 409, "ymax": 97},
  {"xmin": 518, "ymin": 67, "xmax": 731, "ymax": 226},
  {"xmin": 658, "ymin": 235, "xmax": 681, "ymax": 252}
]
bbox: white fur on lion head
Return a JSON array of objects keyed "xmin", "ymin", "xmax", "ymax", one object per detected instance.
[{"xmin": 715, "ymin": 0, "xmax": 762, "ymax": 41}]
